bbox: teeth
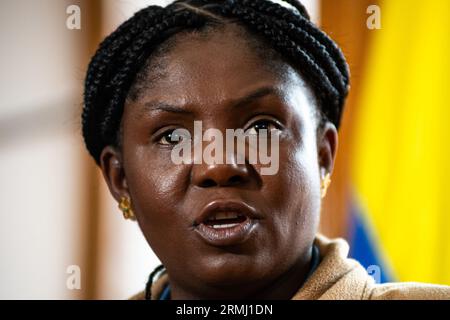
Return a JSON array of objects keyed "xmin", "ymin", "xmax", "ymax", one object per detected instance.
[
  {"xmin": 211, "ymin": 223, "xmax": 240, "ymax": 229},
  {"xmin": 209, "ymin": 212, "xmax": 240, "ymax": 221}
]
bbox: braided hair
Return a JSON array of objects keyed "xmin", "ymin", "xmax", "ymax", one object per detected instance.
[
  {"xmin": 145, "ymin": 264, "xmax": 166, "ymax": 300},
  {"xmin": 82, "ymin": 0, "xmax": 349, "ymax": 165}
]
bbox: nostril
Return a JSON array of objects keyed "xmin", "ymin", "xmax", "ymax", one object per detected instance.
[
  {"xmin": 199, "ymin": 178, "xmax": 217, "ymax": 188},
  {"xmin": 228, "ymin": 175, "xmax": 243, "ymax": 185},
  {"xmin": 198, "ymin": 175, "xmax": 244, "ymax": 188}
]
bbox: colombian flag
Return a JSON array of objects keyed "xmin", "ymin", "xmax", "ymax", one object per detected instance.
[{"xmin": 348, "ymin": 0, "xmax": 450, "ymax": 285}]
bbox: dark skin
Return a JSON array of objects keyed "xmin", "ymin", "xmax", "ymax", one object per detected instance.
[{"xmin": 100, "ymin": 24, "xmax": 338, "ymax": 299}]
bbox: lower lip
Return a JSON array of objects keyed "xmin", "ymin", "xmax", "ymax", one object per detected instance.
[{"xmin": 195, "ymin": 217, "xmax": 258, "ymax": 247}]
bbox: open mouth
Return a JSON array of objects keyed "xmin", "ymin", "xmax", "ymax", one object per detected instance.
[
  {"xmin": 202, "ymin": 212, "xmax": 248, "ymax": 229},
  {"xmin": 193, "ymin": 200, "xmax": 260, "ymax": 246}
]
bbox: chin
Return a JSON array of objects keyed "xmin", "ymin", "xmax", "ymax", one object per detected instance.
[{"xmin": 194, "ymin": 251, "xmax": 273, "ymax": 287}]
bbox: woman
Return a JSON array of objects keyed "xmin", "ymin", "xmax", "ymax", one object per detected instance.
[{"xmin": 82, "ymin": 0, "xmax": 450, "ymax": 299}]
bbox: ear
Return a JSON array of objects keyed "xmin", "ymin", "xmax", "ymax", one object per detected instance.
[
  {"xmin": 99, "ymin": 145, "xmax": 130, "ymax": 202},
  {"xmin": 317, "ymin": 121, "xmax": 338, "ymax": 177}
]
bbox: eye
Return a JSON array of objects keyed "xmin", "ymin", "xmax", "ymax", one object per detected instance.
[
  {"xmin": 157, "ymin": 128, "xmax": 189, "ymax": 145},
  {"xmin": 245, "ymin": 119, "xmax": 281, "ymax": 135}
]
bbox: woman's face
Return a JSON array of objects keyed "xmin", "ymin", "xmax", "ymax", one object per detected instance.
[{"xmin": 101, "ymin": 24, "xmax": 337, "ymax": 298}]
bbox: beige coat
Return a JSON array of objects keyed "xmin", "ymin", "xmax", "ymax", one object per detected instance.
[{"xmin": 131, "ymin": 234, "xmax": 450, "ymax": 300}]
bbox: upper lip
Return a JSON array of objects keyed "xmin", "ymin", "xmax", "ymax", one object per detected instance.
[{"xmin": 194, "ymin": 200, "xmax": 260, "ymax": 226}]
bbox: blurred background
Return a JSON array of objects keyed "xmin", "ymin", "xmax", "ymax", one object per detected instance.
[{"xmin": 0, "ymin": 0, "xmax": 448, "ymax": 299}]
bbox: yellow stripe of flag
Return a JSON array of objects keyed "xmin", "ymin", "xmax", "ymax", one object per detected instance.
[{"xmin": 351, "ymin": 0, "xmax": 450, "ymax": 284}]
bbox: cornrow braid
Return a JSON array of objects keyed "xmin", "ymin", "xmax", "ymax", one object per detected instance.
[
  {"xmin": 244, "ymin": 0, "xmax": 349, "ymax": 83},
  {"xmin": 82, "ymin": 0, "xmax": 350, "ymax": 165},
  {"xmin": 99, "ymin": 10, "xmax": 206, "ymax": 146},
  {"xmin": 232, "ymin": 2, "xmax": 348, "ymax": 124}
]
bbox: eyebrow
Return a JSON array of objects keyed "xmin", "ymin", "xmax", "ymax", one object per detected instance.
[
  {"xmin": 140, "ymin": 86, "xmax": 281, "ymax": 116},
  {"xmin": 142, "ymin": 102, "xmax": 194, "ymax": 115},
  {"xmin": 232, "ymin": 86, "xmax": 281, "ymax": 109}
]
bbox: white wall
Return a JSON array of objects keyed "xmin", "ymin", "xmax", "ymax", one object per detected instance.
[{"xmin": 0, "ymin": 0, "xmax": 85, "ymax": 299}]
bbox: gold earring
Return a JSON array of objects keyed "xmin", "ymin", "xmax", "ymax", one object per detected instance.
[
  {"xmin": 118, "ymin": 196, "xmax": 136, "ymax": 220},
  {"xmin": 320, "ymin": 173, "xmax": 331, "ymax": 198}
]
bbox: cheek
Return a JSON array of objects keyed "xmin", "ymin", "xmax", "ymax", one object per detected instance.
[
  {"xmin": 290, "ymin": 145, "xmax": 321, "ymax": 225},
  {"xmin": 123, "ymin": 146, "xmax": 190, "ymax": 240},
  {"xmin": 265, "ymin": 137, "xmax": 321, "ymax": 244},
  {"xmin": 128, "ymin": 148, "xmax": 183, "ymax": 198}
]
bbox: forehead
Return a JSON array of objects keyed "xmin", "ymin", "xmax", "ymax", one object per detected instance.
[{"xmin": 126, "ymin": 23, "xmax": 316, "ymax": 117}]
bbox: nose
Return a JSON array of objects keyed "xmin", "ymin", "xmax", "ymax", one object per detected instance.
[{"xmin": 191, "ymin": 162, "xmax": 251, "ymax": 188}]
